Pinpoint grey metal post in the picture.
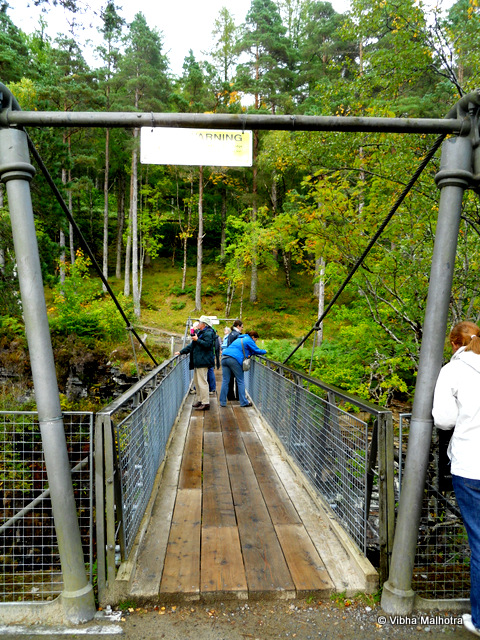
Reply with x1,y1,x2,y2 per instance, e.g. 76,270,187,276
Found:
0,126,96,623
381,132,474,613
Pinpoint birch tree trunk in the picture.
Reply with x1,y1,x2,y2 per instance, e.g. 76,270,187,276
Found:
60,161,69,285
59,228,66,285
239,282,245,319
63,134,75,265
124,213,131,297
115,174,125,280
102,128,110,292
249,131,259,303
68,175,74,264
181,176,193,290
195,166,204,312
225,280,235,316
131,127,140,316
314,256,325,346
220,186,227,262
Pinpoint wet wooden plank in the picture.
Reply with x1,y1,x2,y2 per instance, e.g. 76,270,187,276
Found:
178,416,203,489
242,432,301,525
129,404,191,598
232,405,253,432
203,397,221,432
201,526,247,595
227,453,295,594
275,524,334,594
220,407,246,456
203,432,237,527
160,488,201,595
248,409,372,593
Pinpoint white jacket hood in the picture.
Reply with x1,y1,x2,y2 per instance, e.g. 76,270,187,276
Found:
451,346,480,375
432,346,480,479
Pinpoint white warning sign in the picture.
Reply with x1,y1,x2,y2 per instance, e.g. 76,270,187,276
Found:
140,127,253,167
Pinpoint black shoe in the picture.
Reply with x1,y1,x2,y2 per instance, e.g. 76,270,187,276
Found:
194,403,210,411
241,402,252,407
192,401,202,408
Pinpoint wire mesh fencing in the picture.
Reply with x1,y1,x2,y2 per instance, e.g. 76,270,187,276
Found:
398,414,470,600
95,355,192,600
115,358,191,556
246,358,384,558
0,411,93,604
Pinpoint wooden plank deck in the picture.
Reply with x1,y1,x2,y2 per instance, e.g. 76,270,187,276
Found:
129,374,377,603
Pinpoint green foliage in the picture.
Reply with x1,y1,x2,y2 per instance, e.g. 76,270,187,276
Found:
0,416,39,495
236,0,294,111
0,6,30,83
48,251,133,340
5,0,480,415
170,284,195,296
0,316,25,337
266,301,414,406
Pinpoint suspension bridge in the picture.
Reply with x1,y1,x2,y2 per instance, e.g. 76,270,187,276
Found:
1,85,479,625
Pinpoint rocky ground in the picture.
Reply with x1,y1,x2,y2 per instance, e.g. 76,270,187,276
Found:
115,599,471,640
8,597,472,640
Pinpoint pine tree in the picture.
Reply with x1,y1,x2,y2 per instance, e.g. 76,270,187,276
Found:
0,2,30,82
117,12,171,317
97,1,125,291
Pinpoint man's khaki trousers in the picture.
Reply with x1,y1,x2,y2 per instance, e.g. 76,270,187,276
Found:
193,367,209,405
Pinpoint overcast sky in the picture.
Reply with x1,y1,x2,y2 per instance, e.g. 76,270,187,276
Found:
8,0,351,77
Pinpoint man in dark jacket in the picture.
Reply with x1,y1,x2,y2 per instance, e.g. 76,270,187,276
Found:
176,315,215,411
227,319,243,346
226,319,243,399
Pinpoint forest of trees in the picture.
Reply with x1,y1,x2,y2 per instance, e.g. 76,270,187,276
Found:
1,0,480,406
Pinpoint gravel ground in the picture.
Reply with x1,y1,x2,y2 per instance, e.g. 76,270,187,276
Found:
3,597,475,639
118,599,471,640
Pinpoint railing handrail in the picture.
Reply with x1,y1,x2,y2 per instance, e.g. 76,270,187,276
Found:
249,356,394,581
95,354,192,603
256,355,391,417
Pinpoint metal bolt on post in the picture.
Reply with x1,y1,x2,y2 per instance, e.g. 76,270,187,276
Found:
0,117,96,622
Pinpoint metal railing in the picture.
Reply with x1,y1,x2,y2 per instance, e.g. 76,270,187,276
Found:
0,411,93,604
398,414,470,600
95,354,192,602
246,357,394,582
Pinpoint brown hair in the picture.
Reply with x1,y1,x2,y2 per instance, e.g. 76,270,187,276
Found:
450,321,480,354
247,331,260,339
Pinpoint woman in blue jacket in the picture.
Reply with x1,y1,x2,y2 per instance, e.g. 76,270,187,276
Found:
219,330,266,407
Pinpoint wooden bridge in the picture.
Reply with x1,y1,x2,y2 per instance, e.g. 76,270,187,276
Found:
120,376,378,603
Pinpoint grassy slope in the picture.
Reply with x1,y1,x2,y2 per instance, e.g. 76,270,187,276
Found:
125,257,321,343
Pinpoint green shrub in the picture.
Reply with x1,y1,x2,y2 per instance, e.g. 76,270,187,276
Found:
170,284,195,296
265,312,414,407
0,316,25,337
255,320,294,339
48,251,133,340
204,285,222,297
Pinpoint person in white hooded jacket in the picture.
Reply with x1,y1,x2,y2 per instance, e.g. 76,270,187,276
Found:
432,321,480,637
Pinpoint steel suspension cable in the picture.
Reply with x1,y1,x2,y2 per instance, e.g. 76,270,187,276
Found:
26,133,159,367
283,132,447,364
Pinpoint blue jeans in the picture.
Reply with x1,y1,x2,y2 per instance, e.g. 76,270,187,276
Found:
452,474,480,628
219,356,248,406
207,367,216,392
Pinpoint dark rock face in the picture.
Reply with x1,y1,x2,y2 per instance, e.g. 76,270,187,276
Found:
0,337,140,407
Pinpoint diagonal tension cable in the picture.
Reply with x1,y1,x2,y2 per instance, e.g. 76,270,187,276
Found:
26,132,159,367
283,132,447,364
